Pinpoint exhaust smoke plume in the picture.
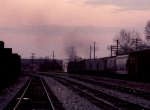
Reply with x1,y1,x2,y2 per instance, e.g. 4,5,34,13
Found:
64,28,94,60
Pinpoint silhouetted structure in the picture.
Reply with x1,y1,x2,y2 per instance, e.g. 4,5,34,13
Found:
0,41,21,89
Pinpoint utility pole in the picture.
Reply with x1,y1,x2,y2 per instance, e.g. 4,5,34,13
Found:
111,45,112,57
90,42,98,59
31,53,35,72
94,42,96,59
90,45,92,59
70,47,75,61
110,45,117,57
108,40,120,57
52,50,55,71
135,39,138,50
53,50,55,61
116,40,119,56
132,38,141,50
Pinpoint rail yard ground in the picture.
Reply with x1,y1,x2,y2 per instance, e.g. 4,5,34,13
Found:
0,72,150,110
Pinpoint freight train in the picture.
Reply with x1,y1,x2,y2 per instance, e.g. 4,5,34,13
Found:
0,41,21,89
67,49,150,80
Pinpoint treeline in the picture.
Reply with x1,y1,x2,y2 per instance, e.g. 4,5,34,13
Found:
21,58,63,72
39,59,63,72
108,20,150,56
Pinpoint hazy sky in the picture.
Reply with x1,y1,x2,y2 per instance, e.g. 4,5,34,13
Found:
0,0,150,59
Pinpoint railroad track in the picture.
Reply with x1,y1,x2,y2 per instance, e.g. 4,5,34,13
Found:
66,75,150,100
3,76,64,110
52,74,150,100
52,76,150,110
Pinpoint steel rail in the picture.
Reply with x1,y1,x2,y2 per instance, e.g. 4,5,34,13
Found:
40,77,55,110
13,78,33,110
68,75,150,100
53,77,119,110
53,76,149,110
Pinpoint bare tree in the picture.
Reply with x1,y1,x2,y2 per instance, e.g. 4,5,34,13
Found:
114,29,142,55
145,20,150,40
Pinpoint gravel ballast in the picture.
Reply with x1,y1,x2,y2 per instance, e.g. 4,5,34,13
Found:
0,75,30,109
58,76,150,109
43,76,101,110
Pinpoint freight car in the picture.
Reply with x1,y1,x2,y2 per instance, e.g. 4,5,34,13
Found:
67,49,150,80
0,41,21,89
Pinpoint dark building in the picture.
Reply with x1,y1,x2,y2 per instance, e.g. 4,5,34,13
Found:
0,41,21,89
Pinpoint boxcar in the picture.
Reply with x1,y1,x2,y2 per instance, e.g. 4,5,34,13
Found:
128,49,150,78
